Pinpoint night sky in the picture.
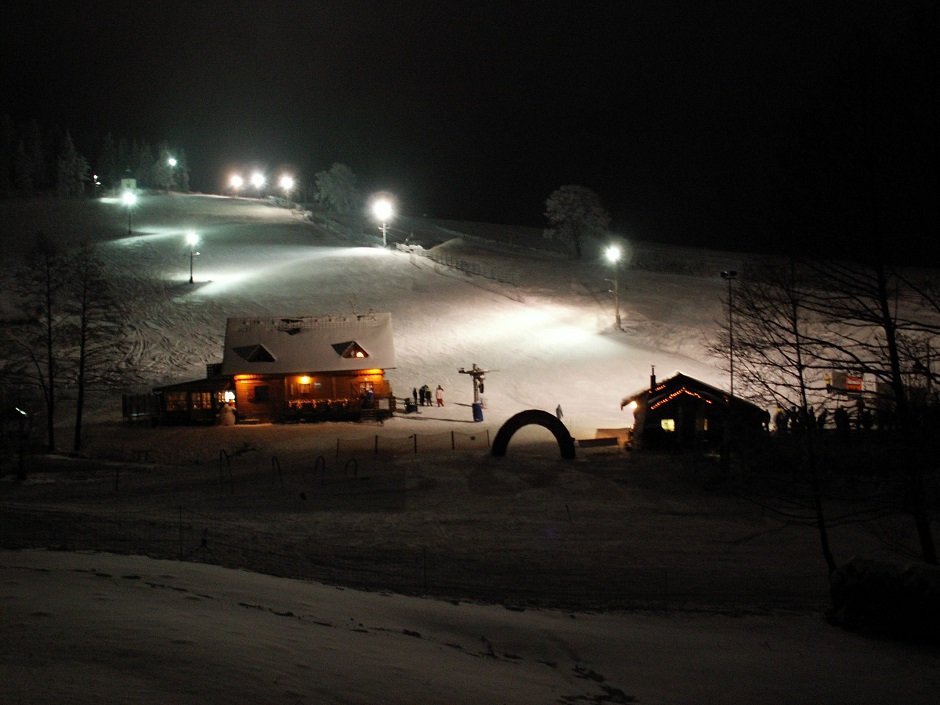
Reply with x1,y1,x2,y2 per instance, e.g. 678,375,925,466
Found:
2,1,937,256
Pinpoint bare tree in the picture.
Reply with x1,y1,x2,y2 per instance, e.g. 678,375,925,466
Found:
797,258,938,564
715,259,837,574
2,234,68,450
64,241,124,452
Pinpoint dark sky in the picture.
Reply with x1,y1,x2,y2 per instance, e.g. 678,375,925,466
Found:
2,0,937,256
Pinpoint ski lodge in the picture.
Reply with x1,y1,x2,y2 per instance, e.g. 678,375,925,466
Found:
150,313,396,424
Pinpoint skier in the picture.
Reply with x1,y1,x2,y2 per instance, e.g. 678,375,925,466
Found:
435,385,444,407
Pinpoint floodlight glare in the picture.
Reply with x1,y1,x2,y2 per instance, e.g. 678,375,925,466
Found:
250,171,265,189
121,190,137,235
371,196,395,247
605,244,622,264
279,174,295,193
230,174,244,191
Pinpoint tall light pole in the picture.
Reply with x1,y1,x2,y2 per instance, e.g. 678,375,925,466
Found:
230,174,244,196
250,171,265,198
279,174,295,200
187,231,200,283
605,244,623,330
721,270,738,396
121,190,137,235
371,196,394,247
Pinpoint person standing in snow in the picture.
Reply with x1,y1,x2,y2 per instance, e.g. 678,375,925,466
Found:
555,404,564,420
412,387,418,406
420,384,430,406
435,385,444,407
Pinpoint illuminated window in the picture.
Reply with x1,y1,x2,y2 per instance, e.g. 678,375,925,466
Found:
222,390,235,403
191,392,212,409
164,392,187,411
660,419,676,432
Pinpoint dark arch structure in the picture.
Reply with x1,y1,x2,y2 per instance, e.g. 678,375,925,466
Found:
490,409,576,459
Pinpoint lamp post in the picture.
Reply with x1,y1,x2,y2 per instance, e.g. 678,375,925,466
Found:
279,174,295,201
250,171,265,198
721,270,738,396
604,244,623,330
230,174,243,196
121,190,137,235
187,231,200,284
371,196,394,247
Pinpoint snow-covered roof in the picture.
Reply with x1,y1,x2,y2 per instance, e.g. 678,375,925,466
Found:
221,313,396,375
620,371,763,413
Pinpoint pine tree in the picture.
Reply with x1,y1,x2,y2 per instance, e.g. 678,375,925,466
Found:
55,131,90,198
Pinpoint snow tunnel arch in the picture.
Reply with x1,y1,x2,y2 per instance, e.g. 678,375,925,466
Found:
490,409,576,459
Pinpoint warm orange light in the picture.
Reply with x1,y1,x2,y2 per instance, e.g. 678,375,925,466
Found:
360,369,383,376
299,375,311,385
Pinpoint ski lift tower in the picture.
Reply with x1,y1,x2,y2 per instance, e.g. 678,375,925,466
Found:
458,363,489,422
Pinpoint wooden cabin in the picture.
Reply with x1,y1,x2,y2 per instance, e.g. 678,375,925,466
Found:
220,313,397,423
621,370,768,451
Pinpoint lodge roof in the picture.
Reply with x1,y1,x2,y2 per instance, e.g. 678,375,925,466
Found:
620,371,766,415
220,313,396,376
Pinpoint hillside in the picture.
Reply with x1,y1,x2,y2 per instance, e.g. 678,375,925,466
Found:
0,192,741,440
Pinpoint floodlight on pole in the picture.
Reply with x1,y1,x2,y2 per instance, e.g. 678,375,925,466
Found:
279,174,295,196
371,196,394,247
167,157,177,168
187,231,200,284
250,171,265,197
121,190,137,235
604,244,623,330
721,270,738,396
230,174,244,196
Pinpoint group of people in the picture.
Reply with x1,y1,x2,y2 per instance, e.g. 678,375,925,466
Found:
413,384,444,407
773,397,886,436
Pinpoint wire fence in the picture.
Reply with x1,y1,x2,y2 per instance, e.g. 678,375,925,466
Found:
1,439,833,612
0,500,828,612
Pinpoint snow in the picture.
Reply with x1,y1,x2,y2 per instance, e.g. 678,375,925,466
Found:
4,549,938,705
2,193,938,703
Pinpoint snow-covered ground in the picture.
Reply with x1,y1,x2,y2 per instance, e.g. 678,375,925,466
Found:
4,548,938,705
2,193,937,703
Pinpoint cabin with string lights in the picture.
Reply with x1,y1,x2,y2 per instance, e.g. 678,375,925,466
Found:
220,313,397,423
620,369,768,451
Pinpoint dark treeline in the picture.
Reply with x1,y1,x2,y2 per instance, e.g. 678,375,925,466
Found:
0,114,189,197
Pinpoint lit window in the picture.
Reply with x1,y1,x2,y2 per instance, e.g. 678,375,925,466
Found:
660,419,676,432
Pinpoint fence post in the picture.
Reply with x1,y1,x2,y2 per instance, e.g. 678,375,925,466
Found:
451,431,455,451
374,435,379,455
178,506,183,560
414,434,418,454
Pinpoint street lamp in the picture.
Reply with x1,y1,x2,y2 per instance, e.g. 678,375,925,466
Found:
187,231,200,284
604,244,623,330
230,174,244,196
250,171,265,197
721,270,738,396
121,190,137,235
279,174,295,197
371,196,394,247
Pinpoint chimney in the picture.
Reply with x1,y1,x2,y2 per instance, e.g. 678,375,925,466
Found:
650,365,656,393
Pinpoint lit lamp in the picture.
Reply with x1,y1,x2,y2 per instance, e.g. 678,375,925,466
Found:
250,171,265,197
279,174,295,198
121,190,137,235
230,174,244,196
605,244,623,330
187,231,200,284
371,196,394,247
